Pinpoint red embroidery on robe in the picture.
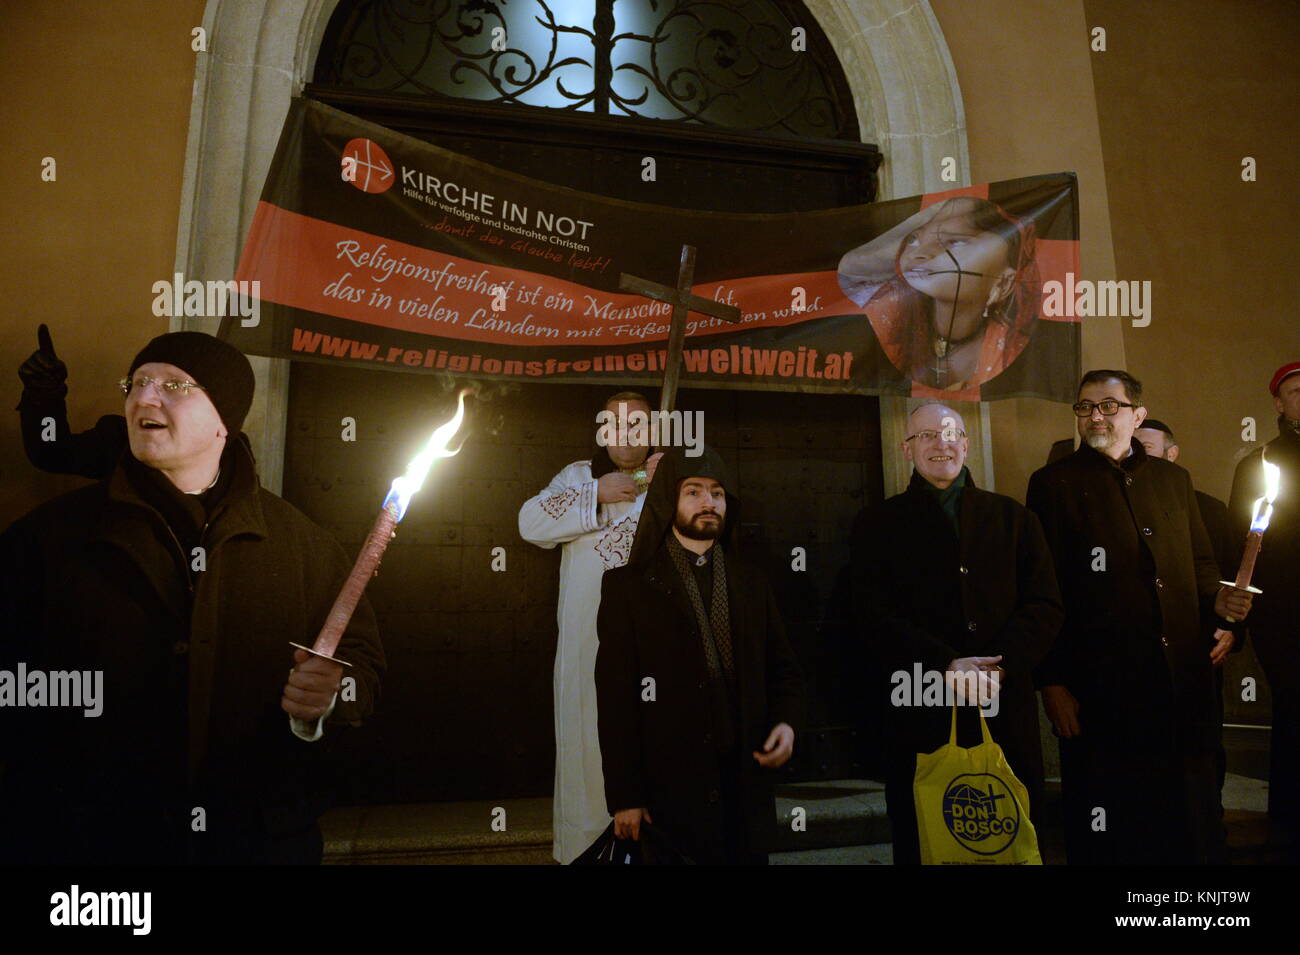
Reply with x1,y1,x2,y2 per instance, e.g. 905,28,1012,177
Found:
595,515,638,569
541,486,581,519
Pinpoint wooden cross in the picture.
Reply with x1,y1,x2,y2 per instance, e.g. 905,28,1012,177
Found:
618,244,742,414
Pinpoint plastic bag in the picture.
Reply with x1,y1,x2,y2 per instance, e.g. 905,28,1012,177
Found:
913,705,1042,864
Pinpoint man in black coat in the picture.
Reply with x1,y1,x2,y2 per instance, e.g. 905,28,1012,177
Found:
851,402,1063,864
1228,362,1300,857
1,331,385,864
595,445,805,864
1136,418,1243,822
1028,370,1253,865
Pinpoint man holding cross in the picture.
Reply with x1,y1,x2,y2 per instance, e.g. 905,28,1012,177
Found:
520,245,741,862
519,391,663,863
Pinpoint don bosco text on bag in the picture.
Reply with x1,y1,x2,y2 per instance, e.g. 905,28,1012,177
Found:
913,704,1042,865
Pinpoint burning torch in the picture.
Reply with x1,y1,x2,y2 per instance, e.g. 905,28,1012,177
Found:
290,389,469,666
1220,454,1282,623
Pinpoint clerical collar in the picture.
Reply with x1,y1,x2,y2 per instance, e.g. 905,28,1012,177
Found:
687,543,714,566
184,469,221,495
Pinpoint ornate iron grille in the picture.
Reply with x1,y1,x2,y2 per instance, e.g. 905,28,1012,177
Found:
316,0,859,139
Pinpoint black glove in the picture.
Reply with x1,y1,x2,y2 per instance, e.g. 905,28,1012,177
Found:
18,324,68,399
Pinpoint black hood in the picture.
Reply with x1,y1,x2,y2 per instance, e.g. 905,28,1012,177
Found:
625,444,740,571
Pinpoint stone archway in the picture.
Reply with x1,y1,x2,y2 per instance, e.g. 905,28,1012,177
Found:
176,0,972,494
804,0,991,491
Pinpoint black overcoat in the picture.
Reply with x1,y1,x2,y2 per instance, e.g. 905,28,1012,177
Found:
849,470,1062,857
1228,419,1300,677
1027,440,1225,751
1027,440,1227,864
1228,417,1300,828
0,438,385,864
1195,490,1236,582
1193,489,1244,655
594,447,804,863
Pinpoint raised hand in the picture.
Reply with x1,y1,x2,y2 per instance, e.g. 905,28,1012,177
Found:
18,323,68,395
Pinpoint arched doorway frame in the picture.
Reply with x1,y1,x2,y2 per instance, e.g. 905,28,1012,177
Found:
175,0,982,495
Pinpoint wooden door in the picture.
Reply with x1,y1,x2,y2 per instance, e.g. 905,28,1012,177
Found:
284,93,885,802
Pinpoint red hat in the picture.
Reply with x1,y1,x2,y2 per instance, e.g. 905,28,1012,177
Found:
1270,362,1300,396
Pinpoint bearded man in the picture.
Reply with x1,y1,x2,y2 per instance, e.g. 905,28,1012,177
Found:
594,446,804,865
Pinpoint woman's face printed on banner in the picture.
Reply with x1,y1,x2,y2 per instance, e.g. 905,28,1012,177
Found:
896,203,1015,309
837,196,1040,392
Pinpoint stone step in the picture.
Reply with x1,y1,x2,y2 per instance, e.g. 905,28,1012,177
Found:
771,844,894,864
322,797,553,865
770,779,890,851
320,772,1278,864
320,780,894,864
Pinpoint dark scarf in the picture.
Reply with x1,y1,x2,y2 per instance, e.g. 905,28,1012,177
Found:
917,466,967,533
666,532,734,678
124,444,236,576
1281,413,1300,443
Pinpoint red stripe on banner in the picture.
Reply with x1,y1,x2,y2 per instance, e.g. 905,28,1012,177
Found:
1034,240,1081,322
235,203,865,348
919,183,990,209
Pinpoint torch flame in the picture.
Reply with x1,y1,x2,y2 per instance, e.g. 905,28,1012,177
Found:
383,390,469,520
1250,457,1282,533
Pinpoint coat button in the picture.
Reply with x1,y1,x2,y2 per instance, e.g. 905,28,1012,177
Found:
708,789,720,803
1160,636,1169,647
1125,476,1134,486
959,565,969,575
173,641,189,655
967,621,978,632
1155,578,1165,588
698,681,706,691
1142,527,1152,536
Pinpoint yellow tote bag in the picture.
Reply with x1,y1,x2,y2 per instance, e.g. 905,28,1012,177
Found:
913,705,1042,865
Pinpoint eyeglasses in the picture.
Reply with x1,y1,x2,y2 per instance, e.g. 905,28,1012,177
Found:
1072,399,1136,417
119,376,207,399
905,428,967,443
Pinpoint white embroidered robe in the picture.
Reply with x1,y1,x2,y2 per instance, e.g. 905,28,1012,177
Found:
518,460,644,863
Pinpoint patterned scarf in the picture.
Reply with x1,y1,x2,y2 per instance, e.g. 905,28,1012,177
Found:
667,533,734,677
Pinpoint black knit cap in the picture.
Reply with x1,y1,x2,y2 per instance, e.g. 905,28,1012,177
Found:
128,331,255,434
1140,418,1174,438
